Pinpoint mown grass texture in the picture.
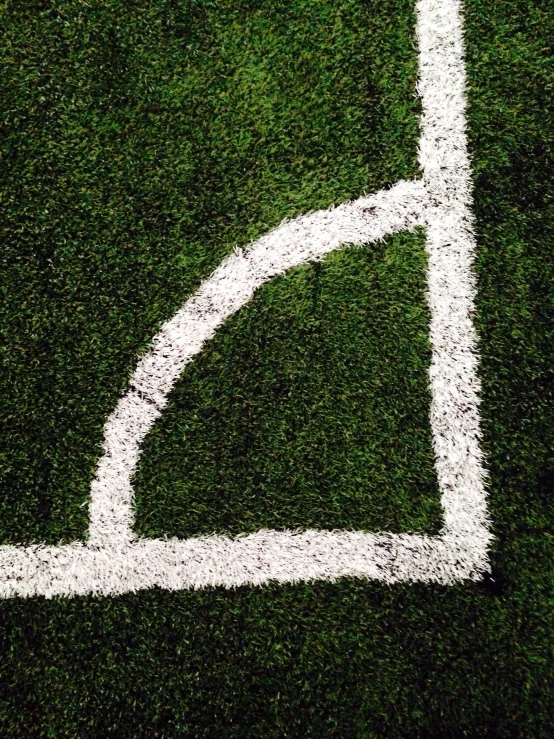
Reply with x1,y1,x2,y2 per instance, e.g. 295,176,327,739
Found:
0,0,428,544
0,0,553,736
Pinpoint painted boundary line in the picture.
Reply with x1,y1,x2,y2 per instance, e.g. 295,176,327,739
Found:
0,0,492,598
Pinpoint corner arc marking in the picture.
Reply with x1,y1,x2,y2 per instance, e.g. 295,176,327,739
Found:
87,180,428,548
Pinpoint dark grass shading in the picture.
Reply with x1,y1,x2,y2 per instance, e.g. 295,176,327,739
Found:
1,0,554,737
0,0,421,545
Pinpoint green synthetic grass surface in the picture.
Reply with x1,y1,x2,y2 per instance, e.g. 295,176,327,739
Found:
0,0,553,736
134,229,443,538
1,0,426,544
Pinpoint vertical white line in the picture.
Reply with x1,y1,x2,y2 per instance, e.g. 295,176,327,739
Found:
416,0,491,546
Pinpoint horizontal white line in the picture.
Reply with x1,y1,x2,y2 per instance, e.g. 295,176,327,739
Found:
0,531,490,598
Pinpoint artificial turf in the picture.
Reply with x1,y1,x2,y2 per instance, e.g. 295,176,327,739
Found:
1,0,554,736
0,0,424,545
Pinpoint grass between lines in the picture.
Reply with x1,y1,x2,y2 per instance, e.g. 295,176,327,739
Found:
1,0,554,736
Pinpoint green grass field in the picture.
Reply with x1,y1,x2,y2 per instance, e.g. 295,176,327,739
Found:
1,0,553,735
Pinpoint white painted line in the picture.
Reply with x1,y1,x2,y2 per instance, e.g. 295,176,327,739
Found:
0,0,492,598
88,179,428,548
0,531,486,598
416,0,490,545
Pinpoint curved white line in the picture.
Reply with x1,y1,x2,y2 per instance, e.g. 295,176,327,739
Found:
88,180,429,546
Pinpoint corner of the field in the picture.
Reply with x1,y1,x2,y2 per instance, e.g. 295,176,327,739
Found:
440,527,494,583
